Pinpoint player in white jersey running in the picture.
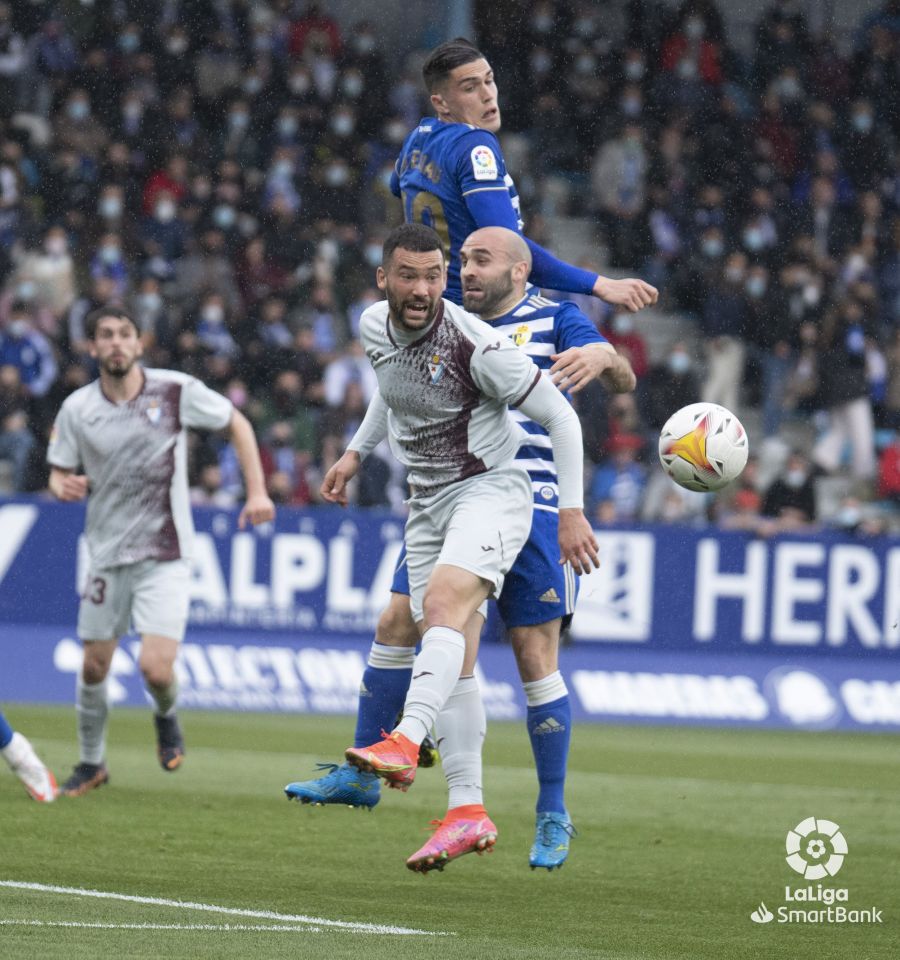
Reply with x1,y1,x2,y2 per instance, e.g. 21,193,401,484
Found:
316,223,597,870
48,307,274,796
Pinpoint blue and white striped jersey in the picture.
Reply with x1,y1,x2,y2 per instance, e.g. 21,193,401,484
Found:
486,293,606,511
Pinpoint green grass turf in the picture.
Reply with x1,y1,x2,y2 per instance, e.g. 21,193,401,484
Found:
0,705,896,960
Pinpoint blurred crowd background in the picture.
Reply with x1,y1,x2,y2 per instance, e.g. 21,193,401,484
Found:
0,0,899,535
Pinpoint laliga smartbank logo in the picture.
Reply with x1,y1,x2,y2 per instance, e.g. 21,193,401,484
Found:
785,816,846,879
749,818,883,926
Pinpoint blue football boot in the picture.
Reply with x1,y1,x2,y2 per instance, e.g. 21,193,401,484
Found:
529,811,576,870
284,761,381,809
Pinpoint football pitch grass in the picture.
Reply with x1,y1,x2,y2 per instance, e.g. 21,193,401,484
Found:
0,706,896,960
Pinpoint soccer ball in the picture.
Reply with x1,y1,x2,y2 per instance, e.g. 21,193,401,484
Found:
658,402,749,492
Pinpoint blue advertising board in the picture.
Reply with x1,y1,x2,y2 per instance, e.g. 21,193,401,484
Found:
1,498,898,731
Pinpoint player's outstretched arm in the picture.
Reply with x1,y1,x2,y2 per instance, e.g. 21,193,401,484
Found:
48,466,88,502
525,238,657,310
459,144,658,309
227,410,276,529
550,342,637,395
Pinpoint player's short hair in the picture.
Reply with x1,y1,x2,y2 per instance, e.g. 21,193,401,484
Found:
85,306,140,340
422,38,485,92
382,224,444,266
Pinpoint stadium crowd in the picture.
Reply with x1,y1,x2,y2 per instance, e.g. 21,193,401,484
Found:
0,0,898,534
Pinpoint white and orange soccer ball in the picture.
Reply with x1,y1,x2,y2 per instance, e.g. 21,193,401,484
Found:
658,402,749,492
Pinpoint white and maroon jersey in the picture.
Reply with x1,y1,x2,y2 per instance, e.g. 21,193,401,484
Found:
48,368,233,568
358,298,541,498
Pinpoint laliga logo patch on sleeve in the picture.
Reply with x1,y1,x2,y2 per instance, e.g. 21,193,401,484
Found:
471,145,499,181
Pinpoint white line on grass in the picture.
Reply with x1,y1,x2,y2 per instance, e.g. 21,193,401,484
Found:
0,881,450,937
1,920,321,933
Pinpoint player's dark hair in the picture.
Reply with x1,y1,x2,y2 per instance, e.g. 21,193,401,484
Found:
382,224,444,265
85,305,140,340
422,38,485,92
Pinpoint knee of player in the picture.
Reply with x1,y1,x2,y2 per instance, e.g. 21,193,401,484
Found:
511,628,559,682
375,596,418,647
82,646,114,683
138,656,174,689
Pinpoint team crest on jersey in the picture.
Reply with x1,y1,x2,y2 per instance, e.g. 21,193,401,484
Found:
427,353,445,384
513,324,532,346
145,399,162,425
471,145,498,181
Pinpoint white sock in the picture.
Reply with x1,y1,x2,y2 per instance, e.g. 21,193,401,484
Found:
435,675,485,809
367,641,416,670
77,676,109,765
1,731,29,768
394,625,465,745
148,679,178,717
522,670,568,707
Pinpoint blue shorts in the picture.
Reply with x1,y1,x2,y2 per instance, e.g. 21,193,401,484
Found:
390,508,577,628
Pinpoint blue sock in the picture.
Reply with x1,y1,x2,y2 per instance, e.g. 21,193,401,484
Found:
526,694,571,815
353,643,415,749
0,710,14,749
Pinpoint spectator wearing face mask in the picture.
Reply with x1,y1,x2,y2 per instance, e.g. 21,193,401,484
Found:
0,363,36,491
642,342,700,432
53,89,109,162
0,303,58,400
15,227,76,321
841,98,889,192
0,275,57,339
194,293,237,359
591,122,649,267
289,2,342,59
141,188,188,265
660,9,724,79
131,276,173,357
812,297,877,481
743,263,798,437
700,252,750,415
215,98,260,168
604,312,648,380
89,232,129,298
762,450,817,528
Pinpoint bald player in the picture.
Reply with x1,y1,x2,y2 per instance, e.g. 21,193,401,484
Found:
286,227,635,872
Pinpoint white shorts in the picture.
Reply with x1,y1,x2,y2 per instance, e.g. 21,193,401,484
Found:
77,558,191,643
405,466,533,623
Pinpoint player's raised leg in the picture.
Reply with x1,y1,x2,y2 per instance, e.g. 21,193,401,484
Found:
285,590,417,808
1,709,57,802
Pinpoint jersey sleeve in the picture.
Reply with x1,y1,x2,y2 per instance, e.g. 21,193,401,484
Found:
46,399,81,470
179,377,233,431
526,239,599,296
469,333,541,406
348,389,388,458
454,130,514,201
554,301,608,351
